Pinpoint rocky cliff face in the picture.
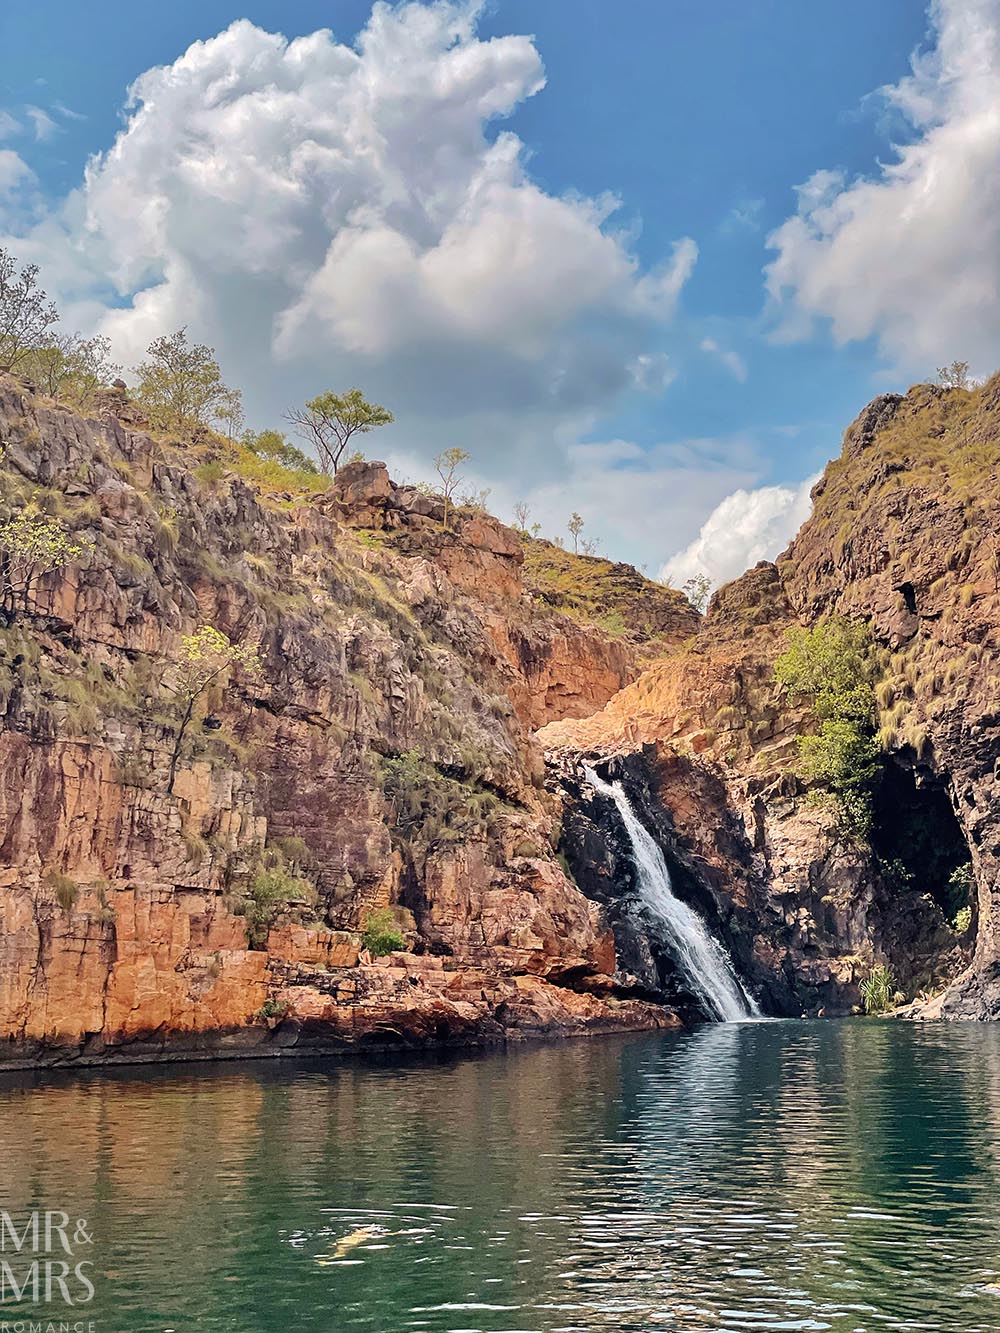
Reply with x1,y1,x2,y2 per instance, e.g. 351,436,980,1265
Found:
5,367,998,1065
0,374,694,1065
544,379,1000,1018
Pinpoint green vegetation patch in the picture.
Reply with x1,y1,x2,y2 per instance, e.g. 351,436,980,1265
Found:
774,618,881,840
381,748,505,848
362,907,405,957
859,964,899,1015
231,843,318,949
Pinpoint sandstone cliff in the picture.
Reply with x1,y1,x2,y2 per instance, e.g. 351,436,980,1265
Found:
543,379,1000,1018
5,366,998,1063
0,374,694,1065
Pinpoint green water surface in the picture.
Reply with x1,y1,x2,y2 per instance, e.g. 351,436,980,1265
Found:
3,1020,1000,1331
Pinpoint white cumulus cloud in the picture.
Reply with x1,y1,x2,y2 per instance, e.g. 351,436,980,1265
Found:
2,3,696,485
766,0,1000,375
660,474,817,591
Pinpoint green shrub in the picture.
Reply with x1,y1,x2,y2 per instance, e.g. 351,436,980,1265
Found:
241,428,318,473
775,618,881,840
947,863,975,933
952,905,973,935
948,861,974,902
859,964,897,1015
254,998,289,1022
595,609,627,637
879,857,913,893
234,846,316,948
362,908,405,957
230,449,330,495
193,459,227,487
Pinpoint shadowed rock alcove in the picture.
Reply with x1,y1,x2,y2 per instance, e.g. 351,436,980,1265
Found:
871,760,974,925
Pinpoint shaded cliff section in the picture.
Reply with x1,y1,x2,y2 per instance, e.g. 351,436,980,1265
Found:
545,380,1000,1018
0,374,699,1066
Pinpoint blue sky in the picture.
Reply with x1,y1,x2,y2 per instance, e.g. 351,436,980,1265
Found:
0,0,994,582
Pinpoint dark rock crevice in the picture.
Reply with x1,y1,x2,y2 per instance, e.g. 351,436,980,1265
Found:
871,758,974,925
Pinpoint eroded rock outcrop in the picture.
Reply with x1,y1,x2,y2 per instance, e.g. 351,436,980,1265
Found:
5,366,997,1057
544,381,1000,1017
0,375,687,1064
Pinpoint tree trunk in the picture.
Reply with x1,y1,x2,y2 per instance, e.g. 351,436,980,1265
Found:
168,695,196,795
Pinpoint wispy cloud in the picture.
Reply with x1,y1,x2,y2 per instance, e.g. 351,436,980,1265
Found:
721,196,764,235
24,105,58,141
700,336,748,382
52,101,86,123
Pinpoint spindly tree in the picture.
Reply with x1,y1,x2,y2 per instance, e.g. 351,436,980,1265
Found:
285,389,393,475
0,248,59,373
168,626,262,792
568,512,584,554
936,360,971,390
433,448,470,530
682,574,712,613
0,511,82,622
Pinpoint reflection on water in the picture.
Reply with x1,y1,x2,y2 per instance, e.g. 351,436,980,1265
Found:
4,1022,1000,1330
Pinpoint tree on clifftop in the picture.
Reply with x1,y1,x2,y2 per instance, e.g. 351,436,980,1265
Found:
937,360,972,390
433,447,470,530
568,512,584,554
25,333,121,410
285,389,393,475
0,247,59,373
132,328,242,435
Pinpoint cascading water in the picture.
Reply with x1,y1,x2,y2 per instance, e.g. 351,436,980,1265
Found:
584,766,760,1022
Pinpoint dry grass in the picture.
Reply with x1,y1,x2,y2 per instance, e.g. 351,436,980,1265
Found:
521,537,693,646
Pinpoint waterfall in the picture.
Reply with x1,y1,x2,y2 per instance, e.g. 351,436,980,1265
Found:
584,767,760,1023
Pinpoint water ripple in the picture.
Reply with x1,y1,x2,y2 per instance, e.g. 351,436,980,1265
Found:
2,1021,1000,1330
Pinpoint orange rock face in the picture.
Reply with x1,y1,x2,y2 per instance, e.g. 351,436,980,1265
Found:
0,376,682,1064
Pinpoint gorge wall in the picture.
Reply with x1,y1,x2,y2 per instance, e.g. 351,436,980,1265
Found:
543,378,1000,1018
2,369,999,1067
0,374,697,1065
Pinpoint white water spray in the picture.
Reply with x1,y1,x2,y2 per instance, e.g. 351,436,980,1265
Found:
585,767,760,1022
